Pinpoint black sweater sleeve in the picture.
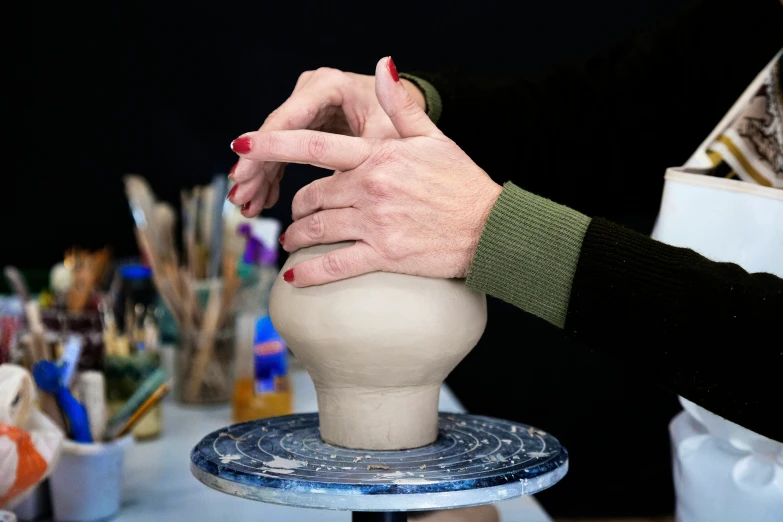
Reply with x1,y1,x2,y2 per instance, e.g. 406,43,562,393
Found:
411,0,783,221
565,218,783,442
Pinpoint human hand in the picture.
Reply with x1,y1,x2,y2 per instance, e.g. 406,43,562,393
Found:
227,62,425,215
229,57,502,287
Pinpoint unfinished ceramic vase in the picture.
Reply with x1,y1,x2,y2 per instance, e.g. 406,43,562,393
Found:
270,242,487,450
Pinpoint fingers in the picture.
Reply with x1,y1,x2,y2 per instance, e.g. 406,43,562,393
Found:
284,241,379,287
229,68,342,191
238,178,271,217
374,57,442,139
291,174,358,221
231,130,372,172
227,172,266,207
282,208,363,252
263,181,280,209
262,75,341,132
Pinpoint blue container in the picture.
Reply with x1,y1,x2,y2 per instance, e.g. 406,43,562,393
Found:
253,317,287,393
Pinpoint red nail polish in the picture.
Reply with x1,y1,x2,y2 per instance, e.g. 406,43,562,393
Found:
283,269,294,283
279,233,285,245
241,202,250,213
227,184,238,201
387,57,399,82
231,136,252,154
228,162,238,179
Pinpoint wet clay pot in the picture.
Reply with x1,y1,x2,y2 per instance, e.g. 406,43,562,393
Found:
269,242,487,450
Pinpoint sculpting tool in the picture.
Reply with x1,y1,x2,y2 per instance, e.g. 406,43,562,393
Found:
104,367,169,440
32,360,92,443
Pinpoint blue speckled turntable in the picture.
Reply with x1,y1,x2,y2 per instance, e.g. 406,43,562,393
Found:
191,412,568,519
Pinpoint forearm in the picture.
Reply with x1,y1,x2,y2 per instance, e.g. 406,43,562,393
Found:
467,182,783,441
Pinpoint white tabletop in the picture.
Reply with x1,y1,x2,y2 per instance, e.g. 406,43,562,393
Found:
117,368,552,522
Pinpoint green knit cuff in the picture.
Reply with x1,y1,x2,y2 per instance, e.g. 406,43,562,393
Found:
399,73,443,125
467,183,591,328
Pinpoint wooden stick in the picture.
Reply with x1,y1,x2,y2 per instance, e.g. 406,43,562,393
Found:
218,253,240,328
111,382,169,439
183,279,222,402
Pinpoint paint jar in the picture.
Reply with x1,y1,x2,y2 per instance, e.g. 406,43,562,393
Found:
104,352,163,439
48,435,133,522
174,328,235,404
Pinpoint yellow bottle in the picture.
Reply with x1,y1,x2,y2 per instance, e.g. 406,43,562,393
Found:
232,316,292,422
232,376,291,422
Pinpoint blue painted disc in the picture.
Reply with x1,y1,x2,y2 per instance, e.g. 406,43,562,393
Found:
191,413,568,512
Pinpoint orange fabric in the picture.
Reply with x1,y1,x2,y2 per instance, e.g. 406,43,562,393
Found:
0,424,48,506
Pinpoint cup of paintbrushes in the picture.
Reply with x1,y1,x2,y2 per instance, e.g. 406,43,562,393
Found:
174,325,235,404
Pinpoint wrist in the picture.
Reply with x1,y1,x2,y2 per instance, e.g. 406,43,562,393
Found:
463,180,503,277
401,78,427,111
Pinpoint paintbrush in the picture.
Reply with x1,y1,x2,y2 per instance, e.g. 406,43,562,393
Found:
209,175,228,279
124,175,160,252
155,202,178,266
104,367,169,440
3,266,30,303
184,278,223,402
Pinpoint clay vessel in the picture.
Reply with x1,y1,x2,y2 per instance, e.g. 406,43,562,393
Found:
269,242,487,450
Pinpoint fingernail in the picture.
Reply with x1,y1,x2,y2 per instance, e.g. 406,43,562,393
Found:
241,202,250,213
231,136,252,154
283,268,294,283
228,162,238,180
226,184,238,202
387,57,399,82
279,233,285,245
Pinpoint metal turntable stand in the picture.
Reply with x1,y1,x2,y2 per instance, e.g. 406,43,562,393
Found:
191,412,568,521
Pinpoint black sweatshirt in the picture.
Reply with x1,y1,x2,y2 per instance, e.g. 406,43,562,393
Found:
411,0,783,442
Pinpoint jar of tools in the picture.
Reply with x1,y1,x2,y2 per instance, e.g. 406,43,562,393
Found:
102,264,164,439
173,278,236,404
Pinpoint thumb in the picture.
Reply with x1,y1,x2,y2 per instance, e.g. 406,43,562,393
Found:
375,56,442,138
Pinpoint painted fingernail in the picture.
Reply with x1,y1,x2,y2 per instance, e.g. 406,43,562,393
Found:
226,184,238,202
228,162,238,180
279,233,285,245
231,136,252,154
241,202,250,213
387,57,399,82
283,269,294,283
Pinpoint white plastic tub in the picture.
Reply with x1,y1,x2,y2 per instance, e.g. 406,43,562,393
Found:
48,436,133,522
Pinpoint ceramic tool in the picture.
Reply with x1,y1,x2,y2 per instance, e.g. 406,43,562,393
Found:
104,367,169,440
32,360,92,443
191,413,569,521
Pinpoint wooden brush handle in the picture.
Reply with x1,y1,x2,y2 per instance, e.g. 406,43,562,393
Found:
183,279,223,402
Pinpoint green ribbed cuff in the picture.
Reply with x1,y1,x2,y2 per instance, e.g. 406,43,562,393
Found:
399,73,443,125
467,183,591,328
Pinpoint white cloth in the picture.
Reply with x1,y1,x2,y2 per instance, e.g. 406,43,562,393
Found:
0,365,64,509
0,365,34,428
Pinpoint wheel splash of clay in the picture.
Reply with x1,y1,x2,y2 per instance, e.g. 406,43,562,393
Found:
269,242,487,450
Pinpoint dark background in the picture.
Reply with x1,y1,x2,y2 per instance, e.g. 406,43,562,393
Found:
8,0,691,517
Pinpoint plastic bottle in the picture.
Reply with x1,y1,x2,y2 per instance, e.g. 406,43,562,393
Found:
232,219,292,422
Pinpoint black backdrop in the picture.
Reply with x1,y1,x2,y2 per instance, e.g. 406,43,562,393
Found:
9,0,689,517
